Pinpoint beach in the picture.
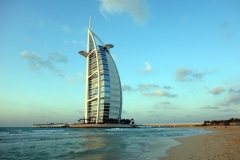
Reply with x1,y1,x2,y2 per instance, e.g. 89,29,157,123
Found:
161,126,240,160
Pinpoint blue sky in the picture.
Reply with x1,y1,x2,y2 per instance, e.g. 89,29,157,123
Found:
1,0,240,127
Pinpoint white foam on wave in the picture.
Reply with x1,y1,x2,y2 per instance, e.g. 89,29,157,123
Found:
105,128,132,132
32,129,64,132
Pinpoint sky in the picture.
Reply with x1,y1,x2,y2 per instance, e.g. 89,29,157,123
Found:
1,0,240,127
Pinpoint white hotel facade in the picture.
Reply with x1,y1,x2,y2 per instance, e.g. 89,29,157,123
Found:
79,20,122,124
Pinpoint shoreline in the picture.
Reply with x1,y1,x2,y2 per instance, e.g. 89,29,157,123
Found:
160,126,240,160
138,127,211,160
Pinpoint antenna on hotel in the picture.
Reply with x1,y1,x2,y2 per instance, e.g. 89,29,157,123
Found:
89,15,92,29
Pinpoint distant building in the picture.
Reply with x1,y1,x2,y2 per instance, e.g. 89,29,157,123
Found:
79,17,122,124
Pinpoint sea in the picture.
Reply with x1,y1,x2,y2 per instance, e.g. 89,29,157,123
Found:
0,127,212,160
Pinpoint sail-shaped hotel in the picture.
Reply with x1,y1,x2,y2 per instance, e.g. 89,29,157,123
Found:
79,18,122,124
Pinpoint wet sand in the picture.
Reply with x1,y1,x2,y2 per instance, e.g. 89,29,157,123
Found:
161,126,240,160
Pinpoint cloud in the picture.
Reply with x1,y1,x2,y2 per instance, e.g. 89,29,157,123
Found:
72,40,84,45
175,67,218,82
144,90,177,98
153,101,177,109
20,50,64,76
122,110,128,114
138,83,159,91
77,72,84,77
77,110,84,113
121,83,159,92
25,38,32,43
164,106,178,109
99,0,150,23
223,33,233,40
218,21,234,40
229,85,240,93
207,68,220,73
121,84,132,91
62,25,70,33
48,52,68,64
67,77,75,84
175,67,192,81
140,62,152,74
200,106,219,110
209,87,225,95
77,72,85,81
217,93,240,106
65,39,85,46
218,108,235,112
163,86,173,89
192,72,204,79
160,101,171,105
148,113,165,117
203,86,209,91
72,40,78,44
218,22,230,31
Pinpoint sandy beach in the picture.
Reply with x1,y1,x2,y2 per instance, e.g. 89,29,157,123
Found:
161,126,240,160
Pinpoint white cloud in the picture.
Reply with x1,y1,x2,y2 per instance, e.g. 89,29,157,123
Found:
218,22,230,31
25,38,32,43
203,86,209,91
174,67,217,82
153,101,177,109
229,85,240,93
138,83,159,91
143,90,177,98
160,101,171,105
175,67,192,81
217,94,240,106
67,77,75,84
209,87,225,95
72,40,78,44
207,68,220,73
20,50,64,77
200,106,219,110
77,72,85,81
121,84,132,91
121,83,159,92
99,0,150,24
218,108,235,112
218,21,234,40
65,39,85,46
140,62,152,74
192,72,204,79
163,86,173,89
48,52,68,64
77,72,84,76
62,25,70,33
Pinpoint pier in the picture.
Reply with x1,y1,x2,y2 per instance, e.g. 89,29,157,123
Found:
32,123,69,128
132,123,203,128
